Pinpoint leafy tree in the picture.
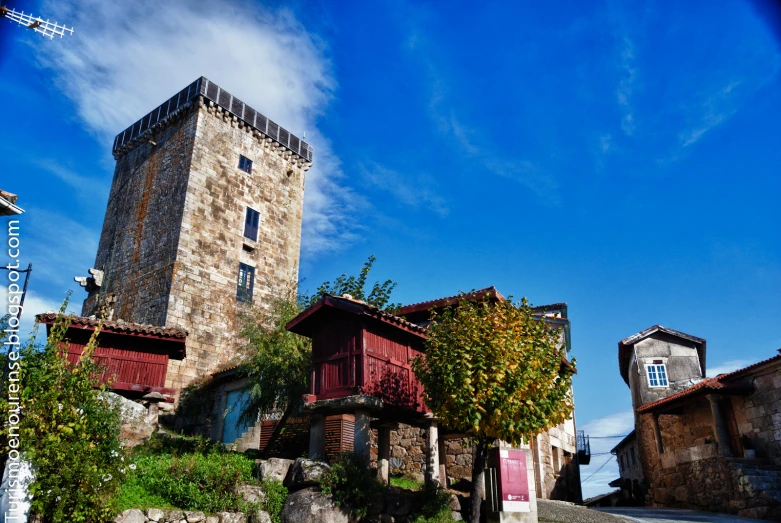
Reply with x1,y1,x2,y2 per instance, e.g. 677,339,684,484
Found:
412,294,575,523
303,255,400,311
9,295,126,522
237,285,311,458
238,256,399,456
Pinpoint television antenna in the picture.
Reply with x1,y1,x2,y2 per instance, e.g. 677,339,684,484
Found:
1,5,73,39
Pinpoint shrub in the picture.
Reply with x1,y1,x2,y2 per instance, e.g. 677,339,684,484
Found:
127,451,258,512
318,453,383,518
260,478,288,523
411,481,456,523
8,301,127,523
389,474,424,491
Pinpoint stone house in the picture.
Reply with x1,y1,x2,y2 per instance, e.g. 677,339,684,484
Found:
619,324,781,519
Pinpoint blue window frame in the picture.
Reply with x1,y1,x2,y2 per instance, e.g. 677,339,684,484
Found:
244,207,260,241
237,263,254,303
647,364,668,387
239,155,253,174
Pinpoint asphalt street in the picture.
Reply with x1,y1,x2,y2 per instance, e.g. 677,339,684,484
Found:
595,507,767,523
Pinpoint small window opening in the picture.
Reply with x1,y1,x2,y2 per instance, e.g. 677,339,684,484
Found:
237,263,255,303
244,207,260,241
647,364,668,387
239,155,253,174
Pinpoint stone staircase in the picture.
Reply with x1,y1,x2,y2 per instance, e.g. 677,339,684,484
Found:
730,458,781,519
232,422,261,452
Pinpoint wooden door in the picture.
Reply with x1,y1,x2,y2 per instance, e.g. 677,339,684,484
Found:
723,399,743,457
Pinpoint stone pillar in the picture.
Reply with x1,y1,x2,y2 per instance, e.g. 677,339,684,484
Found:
652,413,664,455
425,421,441,485
708,395,733,457
309,413,326,460
354,409,371,463
378,426,390,486
438,433,448,487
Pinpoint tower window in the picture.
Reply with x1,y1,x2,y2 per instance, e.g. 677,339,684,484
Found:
239,155,253,174
244,207,260,241
647,364,668,387
237,263,255,303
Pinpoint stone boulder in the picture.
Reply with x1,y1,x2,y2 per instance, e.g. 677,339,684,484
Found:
145,508,165,522
283,458,330,490
260,458,295,482
216,513,247,523
237,484,266,504
280,487,351,523
115,509,146,523
101,391,154,447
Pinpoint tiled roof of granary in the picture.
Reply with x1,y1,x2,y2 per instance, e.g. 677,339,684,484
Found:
35,312,188,339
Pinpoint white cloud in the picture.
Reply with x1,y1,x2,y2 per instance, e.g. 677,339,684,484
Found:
37,0,356,258
0,288,74,342
579,409,635,499
708,359,754,377
616,36,638,136
359,162,449,217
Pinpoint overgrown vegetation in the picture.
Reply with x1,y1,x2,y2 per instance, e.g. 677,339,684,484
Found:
411,481,457,523
114,433,288,521
6,296,127,523
413,294,576,523
318,453,384,518
118,452,257,512
390,474,425,490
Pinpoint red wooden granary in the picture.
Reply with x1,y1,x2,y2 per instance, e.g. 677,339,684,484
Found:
286,294,429,418
36,313,187,398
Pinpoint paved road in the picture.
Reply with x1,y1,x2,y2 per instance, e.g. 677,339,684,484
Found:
595,507,767,523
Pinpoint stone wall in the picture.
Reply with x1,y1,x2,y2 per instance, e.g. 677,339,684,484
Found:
731,361,781,459
84,95,308,396
533,420,580,502
368,424,473,483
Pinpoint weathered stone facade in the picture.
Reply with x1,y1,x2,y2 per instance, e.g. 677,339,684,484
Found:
532,419,580,502
621,325,781,519
83,80,309,395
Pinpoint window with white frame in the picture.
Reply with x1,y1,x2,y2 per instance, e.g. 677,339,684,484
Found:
646,364,668,387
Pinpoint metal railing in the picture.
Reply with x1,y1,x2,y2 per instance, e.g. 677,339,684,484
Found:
112,77,313,163
577,430,591,464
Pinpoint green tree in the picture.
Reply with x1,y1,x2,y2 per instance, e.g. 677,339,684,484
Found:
238,256,399,456
412,294,575,523
303,255,400,311
9,296,126,522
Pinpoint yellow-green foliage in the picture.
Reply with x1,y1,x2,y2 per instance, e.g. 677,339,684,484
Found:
413,295,576,446
12,296,127,522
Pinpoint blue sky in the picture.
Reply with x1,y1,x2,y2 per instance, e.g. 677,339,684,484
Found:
1,0,780,497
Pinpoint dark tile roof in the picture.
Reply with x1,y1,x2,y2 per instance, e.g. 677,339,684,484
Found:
618,325,706,386
287,294,427,338
35,313,188,339
636,376,752,413
610,429,636,454
396,286,505,318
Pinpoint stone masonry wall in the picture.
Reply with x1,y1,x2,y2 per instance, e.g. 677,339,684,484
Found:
85,96,307,396
164,100,306,391
368,424,473,482
731,361,781,459
84,108,198,325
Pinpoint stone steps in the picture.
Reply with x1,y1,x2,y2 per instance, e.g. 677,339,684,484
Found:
731,459,781,508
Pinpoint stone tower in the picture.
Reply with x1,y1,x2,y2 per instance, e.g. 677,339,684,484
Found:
618,325,706,413
81,77,312,393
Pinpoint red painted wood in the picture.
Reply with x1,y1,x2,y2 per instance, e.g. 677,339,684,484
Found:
307,315,429,414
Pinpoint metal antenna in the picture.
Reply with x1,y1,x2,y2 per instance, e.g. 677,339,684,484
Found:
1,5,74,39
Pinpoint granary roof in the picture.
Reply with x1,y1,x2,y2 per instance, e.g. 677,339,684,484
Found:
635,353,781,414
618,325,706,386
287,294,428,339
36,313,188,340
396,286,506,321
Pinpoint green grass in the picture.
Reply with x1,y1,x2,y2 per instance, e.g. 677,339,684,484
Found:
113,479,179,513
390,475,425,491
